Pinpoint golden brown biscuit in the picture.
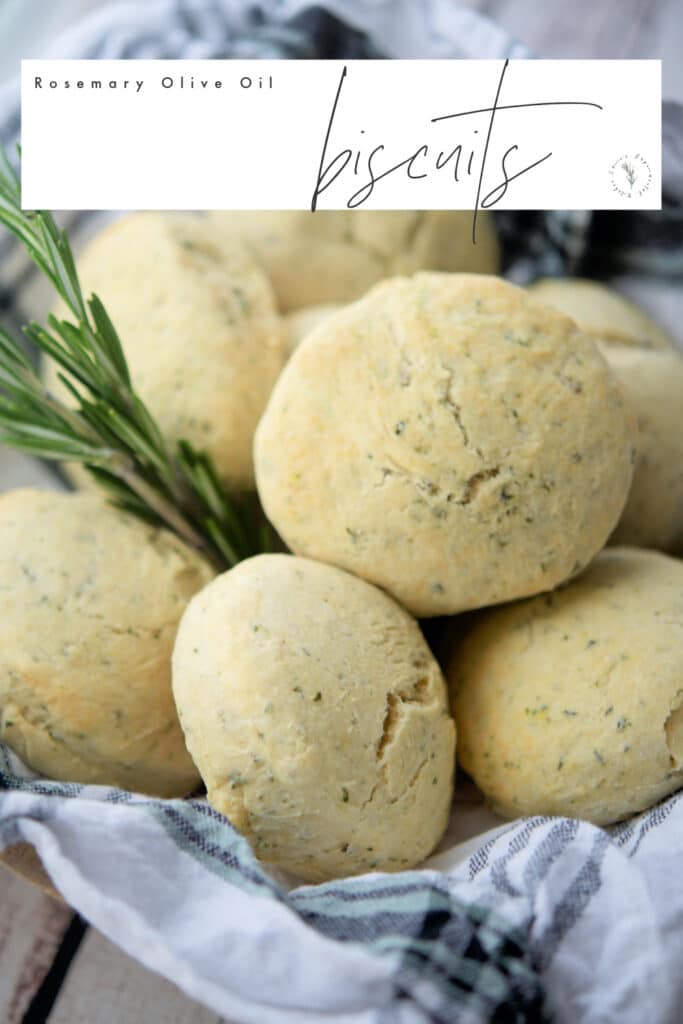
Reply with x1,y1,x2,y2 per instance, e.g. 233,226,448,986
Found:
0,489,213,795
448,547,683,824
209,210,500,311
172,554,455,882
604,345,683,553
255,273,636,616
45,213,285,491
528,278,673,350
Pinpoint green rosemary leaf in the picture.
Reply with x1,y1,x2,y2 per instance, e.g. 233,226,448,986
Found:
0,327,34,372
87,294,131,386
109,498,164,527
203,515,242,568
62,393,136,452
176,439,254,557
0,146,19,189
0,366,41,405
0,143,262,571
47,312,122,386
84,465,162,523
24,322,96,391
39,220,81,317
127,392,171,469
177,439,229,523
0,424,110,461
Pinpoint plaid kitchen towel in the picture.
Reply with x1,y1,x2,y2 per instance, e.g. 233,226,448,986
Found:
3,740,683,1024
0,3,682,1023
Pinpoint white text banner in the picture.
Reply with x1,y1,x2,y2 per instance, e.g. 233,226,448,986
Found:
20,59,662,211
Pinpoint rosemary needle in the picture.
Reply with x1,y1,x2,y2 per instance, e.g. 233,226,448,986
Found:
0,146,265,571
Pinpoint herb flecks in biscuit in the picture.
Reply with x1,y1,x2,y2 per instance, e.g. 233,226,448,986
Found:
255,273,636,616
45,212,286,492
0,489,213,795
448,547,683,824
172,554,455,882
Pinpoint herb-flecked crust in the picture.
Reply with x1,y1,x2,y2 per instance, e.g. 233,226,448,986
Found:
448,547,683,824
0,488,213,795
255,273,636,616
45,212,286,491
172,553,455,882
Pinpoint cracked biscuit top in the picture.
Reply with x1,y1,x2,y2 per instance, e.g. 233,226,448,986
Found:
448,547,683,824
254,272,636,616
0,488,213,795
171,554,455,882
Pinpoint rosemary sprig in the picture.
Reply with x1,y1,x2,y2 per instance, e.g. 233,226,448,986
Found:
0,147,266,570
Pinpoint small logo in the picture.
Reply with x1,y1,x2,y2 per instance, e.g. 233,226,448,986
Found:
609,153,652,198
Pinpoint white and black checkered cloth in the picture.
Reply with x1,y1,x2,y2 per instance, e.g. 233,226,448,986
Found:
1,3,682,1023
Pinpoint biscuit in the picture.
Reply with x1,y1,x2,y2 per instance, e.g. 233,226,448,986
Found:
172,554,455,882
45,213,286,491
209,210,500,311
448,547,683,824
604,345,683,553
255,273,636,616
528,278,673,350
0,489,213,795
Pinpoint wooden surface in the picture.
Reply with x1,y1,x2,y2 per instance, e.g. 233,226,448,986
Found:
1,2,681,1022
0,870,225,1023
0,872,72,1024
49,930,222,1024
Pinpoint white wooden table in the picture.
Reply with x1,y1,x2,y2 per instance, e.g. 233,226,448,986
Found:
0,1,681,1021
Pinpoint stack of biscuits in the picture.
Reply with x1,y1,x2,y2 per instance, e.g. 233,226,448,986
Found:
1,209,681,882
